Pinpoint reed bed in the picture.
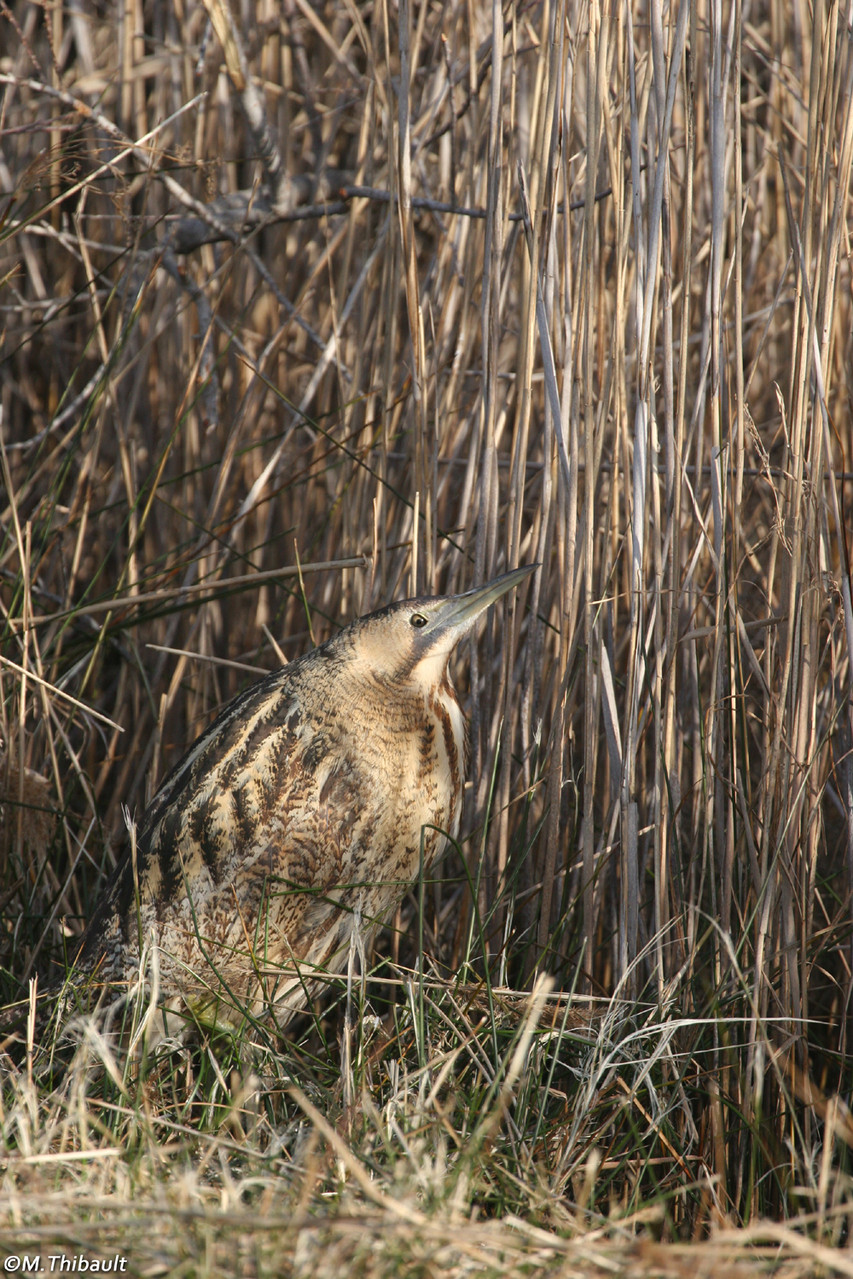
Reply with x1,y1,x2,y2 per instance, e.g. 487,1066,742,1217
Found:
1,0,852,1272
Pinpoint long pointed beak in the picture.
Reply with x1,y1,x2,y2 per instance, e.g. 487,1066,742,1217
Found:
425,564,538,642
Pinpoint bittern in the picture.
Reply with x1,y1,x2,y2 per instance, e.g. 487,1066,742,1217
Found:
74,565,535,1040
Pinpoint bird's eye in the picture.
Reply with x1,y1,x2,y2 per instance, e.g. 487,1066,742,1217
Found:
410,612,428,628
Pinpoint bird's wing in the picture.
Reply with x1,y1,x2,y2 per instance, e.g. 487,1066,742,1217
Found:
76,662,371,978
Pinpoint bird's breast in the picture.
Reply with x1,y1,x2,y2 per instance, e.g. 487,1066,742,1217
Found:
423,678,465,844
320,673,466,882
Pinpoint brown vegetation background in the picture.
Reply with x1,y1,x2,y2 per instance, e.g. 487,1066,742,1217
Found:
1,0,853,1268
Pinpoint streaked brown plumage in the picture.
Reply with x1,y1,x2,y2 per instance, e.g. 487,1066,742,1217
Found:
74,566,534,1040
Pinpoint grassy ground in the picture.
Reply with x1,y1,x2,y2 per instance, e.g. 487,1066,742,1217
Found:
2,0,853,1273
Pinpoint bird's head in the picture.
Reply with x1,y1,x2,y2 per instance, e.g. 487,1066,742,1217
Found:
341,565,537,693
